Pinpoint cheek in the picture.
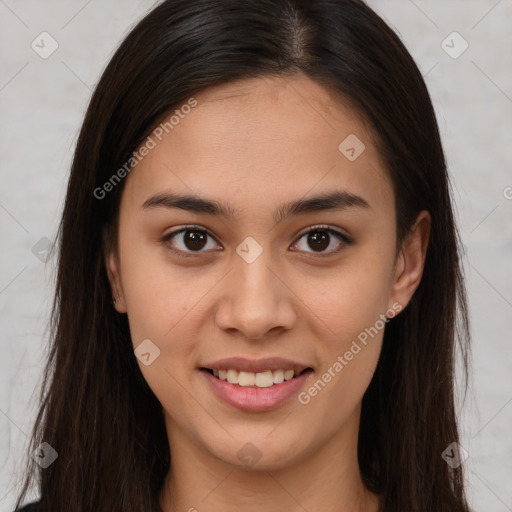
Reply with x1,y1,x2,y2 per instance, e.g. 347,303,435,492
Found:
119,251,209,420
305,253,394,343
295,250,392,416
118,246,223,403
297,283,387,433
119,237,210,342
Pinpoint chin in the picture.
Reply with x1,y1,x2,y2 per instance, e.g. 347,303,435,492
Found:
206,433,308,472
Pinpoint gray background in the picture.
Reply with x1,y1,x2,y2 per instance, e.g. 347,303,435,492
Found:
1,1,511,510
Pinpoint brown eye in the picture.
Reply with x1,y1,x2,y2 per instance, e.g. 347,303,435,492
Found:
162,226,221,256
182,229,208,251
292,227,350,255
306,231,330,252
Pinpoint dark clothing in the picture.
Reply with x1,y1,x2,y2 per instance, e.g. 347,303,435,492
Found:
14,501,39,511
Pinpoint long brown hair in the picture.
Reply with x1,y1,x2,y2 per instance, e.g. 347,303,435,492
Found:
14,1,470,510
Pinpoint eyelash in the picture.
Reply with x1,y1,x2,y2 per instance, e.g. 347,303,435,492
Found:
160,224,352,259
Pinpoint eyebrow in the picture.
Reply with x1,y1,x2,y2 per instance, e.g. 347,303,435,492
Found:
142,190,370,224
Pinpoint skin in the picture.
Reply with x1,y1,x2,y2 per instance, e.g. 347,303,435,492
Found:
106,73,430,512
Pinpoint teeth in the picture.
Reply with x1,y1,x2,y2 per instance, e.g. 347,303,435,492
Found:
227,369,238,384
284,370,294,381
273,369,284,384
255,371,273,388
238,371,255,386
213,368,303,387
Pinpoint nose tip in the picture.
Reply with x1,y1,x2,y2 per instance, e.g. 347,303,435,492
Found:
242,326,284,341
214,259,297,340
217,303,294,341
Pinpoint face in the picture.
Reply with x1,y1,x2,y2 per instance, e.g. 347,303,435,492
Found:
106,73,429,472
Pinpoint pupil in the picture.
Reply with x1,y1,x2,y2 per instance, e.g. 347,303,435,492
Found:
308,231,329,251
184,230,207,251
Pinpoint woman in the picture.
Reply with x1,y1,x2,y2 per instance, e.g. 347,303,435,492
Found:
14,0,471,511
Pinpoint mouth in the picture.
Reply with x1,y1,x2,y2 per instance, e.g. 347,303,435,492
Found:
201,365,314,411
200,367,314,388
199,356,315,411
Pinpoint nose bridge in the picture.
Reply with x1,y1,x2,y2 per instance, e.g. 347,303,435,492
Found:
236,249,277,303
215,239,296,339
234,234,277,295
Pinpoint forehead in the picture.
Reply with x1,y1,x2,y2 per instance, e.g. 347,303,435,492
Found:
186,74,374,147
121,73,393,218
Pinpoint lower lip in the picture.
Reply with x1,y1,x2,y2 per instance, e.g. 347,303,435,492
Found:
201,369,313,412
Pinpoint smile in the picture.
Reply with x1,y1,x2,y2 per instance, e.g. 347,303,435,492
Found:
204,368,312,388
200,366,314,412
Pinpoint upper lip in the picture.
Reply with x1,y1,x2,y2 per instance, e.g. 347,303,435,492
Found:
201,357,313,374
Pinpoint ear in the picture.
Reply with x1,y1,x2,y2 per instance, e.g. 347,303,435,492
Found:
388,210,431,313
105,251,127,313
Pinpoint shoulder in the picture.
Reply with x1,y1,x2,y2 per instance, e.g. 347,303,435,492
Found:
14,501,40,512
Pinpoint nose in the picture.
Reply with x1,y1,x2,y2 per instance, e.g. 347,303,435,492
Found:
214,249,297,341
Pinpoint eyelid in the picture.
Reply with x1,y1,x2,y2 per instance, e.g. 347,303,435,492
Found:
295,224,351,242
162,224,217,241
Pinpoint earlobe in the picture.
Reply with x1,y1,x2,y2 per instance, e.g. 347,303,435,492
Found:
106,251,127,313
388,210,431,313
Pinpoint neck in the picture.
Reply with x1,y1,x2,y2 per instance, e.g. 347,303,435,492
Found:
159,409,380,512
